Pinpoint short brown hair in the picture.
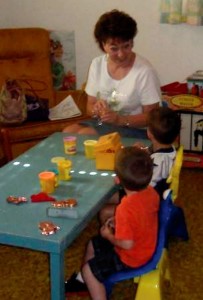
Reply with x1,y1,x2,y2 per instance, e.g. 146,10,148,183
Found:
94,9,138,51
115,147,153,191
147,107,181,144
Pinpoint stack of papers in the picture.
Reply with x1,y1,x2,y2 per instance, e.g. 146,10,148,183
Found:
49,95,82,120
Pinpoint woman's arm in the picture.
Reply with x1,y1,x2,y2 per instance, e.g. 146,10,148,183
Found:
118,102,159,127
99,102,159,128
86,95,96,116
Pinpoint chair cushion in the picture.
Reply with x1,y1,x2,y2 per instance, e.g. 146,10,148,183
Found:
0,28,54,106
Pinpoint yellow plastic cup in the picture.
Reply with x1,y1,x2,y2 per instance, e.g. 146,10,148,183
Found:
84,140,98,159
57,160,72,180
38,171,56,194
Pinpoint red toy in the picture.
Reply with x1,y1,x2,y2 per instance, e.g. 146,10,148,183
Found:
31,192,56,203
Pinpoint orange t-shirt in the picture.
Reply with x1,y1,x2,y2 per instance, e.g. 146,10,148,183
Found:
115,186,160,268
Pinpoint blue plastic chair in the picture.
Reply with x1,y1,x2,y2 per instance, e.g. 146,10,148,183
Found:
103,190,174,298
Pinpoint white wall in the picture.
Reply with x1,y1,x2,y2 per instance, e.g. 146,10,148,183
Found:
1,0,203,88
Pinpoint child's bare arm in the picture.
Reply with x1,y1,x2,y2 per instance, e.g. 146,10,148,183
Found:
100,221,134,250
114,239,134,250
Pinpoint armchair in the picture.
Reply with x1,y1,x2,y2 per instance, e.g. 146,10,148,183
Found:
0,28,88,164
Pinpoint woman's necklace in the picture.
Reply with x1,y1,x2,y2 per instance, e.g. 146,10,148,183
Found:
105,53,136,112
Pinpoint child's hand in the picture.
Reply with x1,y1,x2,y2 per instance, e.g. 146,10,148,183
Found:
100,223,112,238
114,176,120,185
133,141,145,148
105,217,115,230
133,142,149,151
100,217,115,237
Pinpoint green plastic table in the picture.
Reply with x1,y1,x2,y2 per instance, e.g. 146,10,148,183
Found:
0,132,148,299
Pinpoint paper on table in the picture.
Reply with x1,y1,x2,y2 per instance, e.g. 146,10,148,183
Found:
49,95,82,120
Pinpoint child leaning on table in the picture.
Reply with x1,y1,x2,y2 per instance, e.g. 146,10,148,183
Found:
65,147,160,299
99,106,181,224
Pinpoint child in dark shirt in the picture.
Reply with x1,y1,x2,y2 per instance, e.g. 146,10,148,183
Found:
100,106,181,224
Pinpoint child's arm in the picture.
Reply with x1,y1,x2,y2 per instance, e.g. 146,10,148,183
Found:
100,220,134,250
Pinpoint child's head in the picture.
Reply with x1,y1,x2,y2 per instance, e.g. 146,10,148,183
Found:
147,107,181,145
115,146,153,191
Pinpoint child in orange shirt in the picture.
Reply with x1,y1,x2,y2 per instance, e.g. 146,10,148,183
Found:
65,147,159,299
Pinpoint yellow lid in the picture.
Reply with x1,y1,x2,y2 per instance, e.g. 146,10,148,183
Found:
51,157,66,163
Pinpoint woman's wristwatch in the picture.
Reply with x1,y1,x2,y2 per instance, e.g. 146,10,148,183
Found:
117,115,130,127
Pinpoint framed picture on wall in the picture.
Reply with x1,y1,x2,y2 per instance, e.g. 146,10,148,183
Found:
49,30,76,91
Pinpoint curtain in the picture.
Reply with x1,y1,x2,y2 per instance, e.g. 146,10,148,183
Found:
160,0,203,25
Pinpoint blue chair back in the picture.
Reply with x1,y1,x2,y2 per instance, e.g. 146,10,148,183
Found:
103,190,173,297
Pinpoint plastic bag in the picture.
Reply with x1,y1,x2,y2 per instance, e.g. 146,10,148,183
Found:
0,79,27,124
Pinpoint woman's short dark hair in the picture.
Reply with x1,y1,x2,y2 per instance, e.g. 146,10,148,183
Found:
115,147,153,191
94,9,138,51
147,107,181,145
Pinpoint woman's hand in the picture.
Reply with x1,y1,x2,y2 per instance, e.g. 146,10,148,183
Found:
87,95,107,117
90,99,110,120
99,109,118,124
91,98,118,124
94,99,108,112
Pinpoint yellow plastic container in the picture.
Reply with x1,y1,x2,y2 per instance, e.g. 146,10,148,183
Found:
95,132,122,170
57,160,72,180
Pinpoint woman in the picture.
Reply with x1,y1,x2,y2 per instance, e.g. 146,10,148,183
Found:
63,9,161,138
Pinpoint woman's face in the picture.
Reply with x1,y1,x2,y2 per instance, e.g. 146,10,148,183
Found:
102,38,133,64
